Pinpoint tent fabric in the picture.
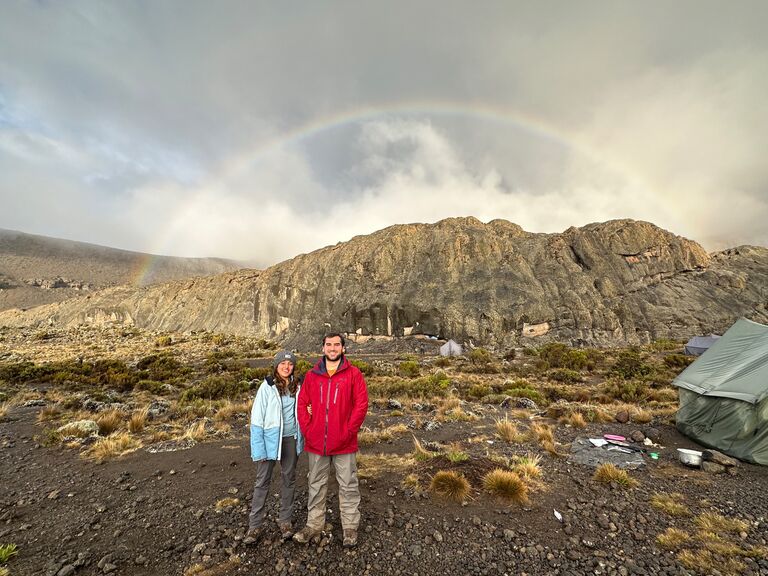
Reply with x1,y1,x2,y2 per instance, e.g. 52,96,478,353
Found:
673,318,768,465
439,339,463,357
684,334,721,356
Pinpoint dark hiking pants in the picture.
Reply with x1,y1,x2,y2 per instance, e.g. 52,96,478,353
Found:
248,436,298,529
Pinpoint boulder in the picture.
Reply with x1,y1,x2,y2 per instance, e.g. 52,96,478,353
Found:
57,419,99,437
702,449,740,468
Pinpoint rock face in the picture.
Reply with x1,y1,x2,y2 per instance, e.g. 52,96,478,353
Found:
1,218,767,349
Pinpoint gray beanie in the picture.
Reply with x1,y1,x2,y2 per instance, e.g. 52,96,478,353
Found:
273,350,296,368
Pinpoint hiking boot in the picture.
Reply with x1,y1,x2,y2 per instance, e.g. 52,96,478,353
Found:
292,525,321,544
278,522,294,540
243,527,264,546
342,529,358,548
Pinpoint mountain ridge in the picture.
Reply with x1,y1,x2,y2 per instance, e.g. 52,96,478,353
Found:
1,218,766,349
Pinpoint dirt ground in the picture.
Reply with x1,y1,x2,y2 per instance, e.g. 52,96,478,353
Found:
2,400,768,576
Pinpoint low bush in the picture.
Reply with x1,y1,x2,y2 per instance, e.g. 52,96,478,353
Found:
503,386,545,405
136,354,186,381
398,361,420,378
467,383,492,399
610,350,654,380
181,376,250,402
350,359,374,376
650,338,681,352
469,348,493,365
602,379,649,403
663,354,694,369
549,368,583,383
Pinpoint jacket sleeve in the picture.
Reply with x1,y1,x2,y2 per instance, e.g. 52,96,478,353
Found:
249,381,269,461
297,375,312,435
347,369,369,438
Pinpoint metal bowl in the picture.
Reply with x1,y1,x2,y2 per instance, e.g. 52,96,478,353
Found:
677,448,703,467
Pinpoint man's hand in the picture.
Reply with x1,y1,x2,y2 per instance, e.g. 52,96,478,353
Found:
307,404,313,416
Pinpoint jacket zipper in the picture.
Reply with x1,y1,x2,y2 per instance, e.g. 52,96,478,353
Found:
274,385,283,461
323,376,332,455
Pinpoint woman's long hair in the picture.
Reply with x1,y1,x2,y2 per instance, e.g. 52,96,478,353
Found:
273,366,297,396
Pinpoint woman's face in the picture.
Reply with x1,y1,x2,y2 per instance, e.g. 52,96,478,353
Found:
277,360,294,379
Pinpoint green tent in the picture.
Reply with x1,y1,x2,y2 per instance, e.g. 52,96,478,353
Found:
673,317,768,465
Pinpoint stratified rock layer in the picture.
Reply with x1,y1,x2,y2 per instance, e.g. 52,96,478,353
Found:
1,218,767,348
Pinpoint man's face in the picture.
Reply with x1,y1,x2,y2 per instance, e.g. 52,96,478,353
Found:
323,336,344,362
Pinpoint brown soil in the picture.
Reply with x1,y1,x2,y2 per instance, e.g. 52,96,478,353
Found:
2,402,768,576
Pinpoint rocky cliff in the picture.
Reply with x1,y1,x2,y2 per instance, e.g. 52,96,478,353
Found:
1,218,766,349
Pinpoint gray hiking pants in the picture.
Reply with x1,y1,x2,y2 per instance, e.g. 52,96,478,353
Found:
306,452,360,531
248,436,298,529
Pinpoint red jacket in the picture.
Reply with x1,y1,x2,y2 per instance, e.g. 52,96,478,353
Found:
297,356,369,456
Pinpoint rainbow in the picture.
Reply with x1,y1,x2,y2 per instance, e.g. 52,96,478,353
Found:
130,100,648,285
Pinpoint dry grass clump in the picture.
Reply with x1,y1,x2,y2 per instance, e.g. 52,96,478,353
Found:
650,492,690,516
357,452,414,479
37,406,62,422
529,422,554,444
129,407,149,433
0,402,9,421
656,527,691,549
214,399,252,422
677,549,745,575
149,430,172,443
358,423,409,446
632,408,653,424
440,407,478,422
402,473,421,489
430,470,471,502
558,412,586,428
593,463,638,488
83,432,141,462
214,497,240,510
511,453,542,480
694,512,749,534
495,417,527,443
412,436,438,461
95,410,123,436
508,409,533,420
483,469,529,504
184,557,242,576
183,420,208,442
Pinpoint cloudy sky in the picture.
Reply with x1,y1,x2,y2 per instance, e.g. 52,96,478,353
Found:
1,1,766,265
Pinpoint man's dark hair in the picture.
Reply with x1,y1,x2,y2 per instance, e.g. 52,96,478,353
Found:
322,332,346,347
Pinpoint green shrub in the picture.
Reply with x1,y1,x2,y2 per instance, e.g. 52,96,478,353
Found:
549,368,583,383
503,386,545,405
398,361,421,378
469,348,492,365
602,379,649,402
610,350,653,380
434,357,452,368
537,343,597,371
350,359,374,376
180,376,250,402
136,354,185,381
368,371,451,399
467,383,492,399
650,338,681,352
294,359,313,378
663,354,694,369
134,379,168,395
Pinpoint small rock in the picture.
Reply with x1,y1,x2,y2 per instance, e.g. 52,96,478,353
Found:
702,450,739,467
387,399,402,410
701,461,727,474
629,430,645,443
615,411,630,424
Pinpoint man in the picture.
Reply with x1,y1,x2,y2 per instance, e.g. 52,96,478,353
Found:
293,333,368,547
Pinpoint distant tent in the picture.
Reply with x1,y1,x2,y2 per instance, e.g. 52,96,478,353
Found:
672,318,768,465
440,339,463,357
684,334,721,356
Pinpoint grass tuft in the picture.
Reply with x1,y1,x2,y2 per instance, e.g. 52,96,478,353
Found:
656,527,691,549
128,407,149,434
694,512,749,535
214,497,240,510
495,417,527,443
183,420,208,442
529,422,554,444
650,492,690,516
593,463,638,488
444,442,469,463
0,402,9,421
483,469,529,504
511,453,542,480
0,543,18,563
412,436,438,461
358,423,409,446
430,470,471,502
95,410,123,436
558,412,587,428
83,432,141,462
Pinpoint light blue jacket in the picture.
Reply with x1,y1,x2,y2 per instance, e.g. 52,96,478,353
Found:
250,376,304,461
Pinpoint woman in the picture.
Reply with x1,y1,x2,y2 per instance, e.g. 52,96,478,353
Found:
245,350,304,544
